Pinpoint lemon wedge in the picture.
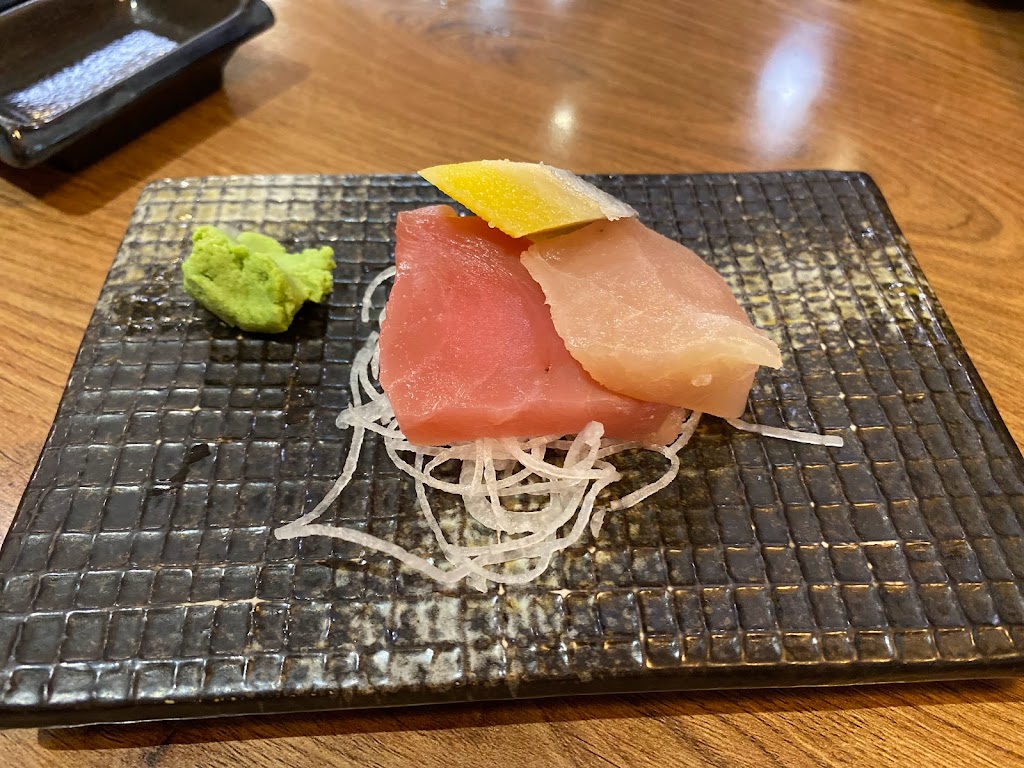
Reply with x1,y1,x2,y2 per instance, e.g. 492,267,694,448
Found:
418,160,637,239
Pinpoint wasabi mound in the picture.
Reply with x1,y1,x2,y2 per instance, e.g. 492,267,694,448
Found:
182,226,335,333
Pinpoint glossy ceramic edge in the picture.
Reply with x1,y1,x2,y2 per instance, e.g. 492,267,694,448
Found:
0,0,274,168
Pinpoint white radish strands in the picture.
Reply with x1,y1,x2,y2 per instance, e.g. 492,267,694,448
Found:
274,268,844,590
725,418,844,447
360,265,396,323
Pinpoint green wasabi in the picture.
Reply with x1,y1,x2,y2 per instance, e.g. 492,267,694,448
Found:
182,226,335,333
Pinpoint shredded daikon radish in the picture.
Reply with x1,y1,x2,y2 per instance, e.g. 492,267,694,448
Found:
274,267,845,590
360,265,396,323
726,418,844,448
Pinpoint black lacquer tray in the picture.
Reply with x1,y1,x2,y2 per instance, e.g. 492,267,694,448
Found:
2,172,1023,729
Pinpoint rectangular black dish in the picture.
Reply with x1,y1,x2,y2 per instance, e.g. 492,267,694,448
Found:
0,0,273,169
1,171,1023,729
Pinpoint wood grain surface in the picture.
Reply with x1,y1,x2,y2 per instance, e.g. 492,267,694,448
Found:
1,0,1022,764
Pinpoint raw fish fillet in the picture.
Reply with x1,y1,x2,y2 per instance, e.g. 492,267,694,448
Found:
521,218,782,419
418,160,637,239
378,206,685,445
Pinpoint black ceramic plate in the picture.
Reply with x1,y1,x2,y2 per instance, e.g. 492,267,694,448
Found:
0,0,273,169
2,172,1024,730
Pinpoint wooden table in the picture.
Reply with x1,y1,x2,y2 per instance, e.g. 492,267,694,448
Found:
1,0,1022,764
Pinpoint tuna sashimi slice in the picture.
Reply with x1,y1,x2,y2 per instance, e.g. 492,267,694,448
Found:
378,206,685,445
521,218,783,419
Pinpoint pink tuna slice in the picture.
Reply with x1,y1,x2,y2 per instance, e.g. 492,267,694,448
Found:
521,218,782,419
378,206,685,445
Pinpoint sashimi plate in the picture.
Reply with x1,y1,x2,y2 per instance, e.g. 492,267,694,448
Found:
2,172,1024,729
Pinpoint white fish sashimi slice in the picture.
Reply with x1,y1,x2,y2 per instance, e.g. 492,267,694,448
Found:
522,218,782,419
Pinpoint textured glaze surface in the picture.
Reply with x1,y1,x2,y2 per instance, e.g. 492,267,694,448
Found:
1,172,1023,728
